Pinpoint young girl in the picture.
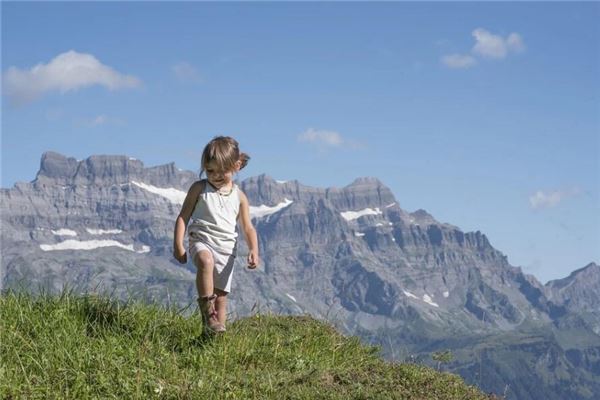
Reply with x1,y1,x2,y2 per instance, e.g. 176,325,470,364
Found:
173,136,259,334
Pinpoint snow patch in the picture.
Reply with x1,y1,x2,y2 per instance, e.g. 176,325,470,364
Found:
443,291,450,298
276,180,287,184
375,223,384,227
131,181,187,205
423,294,439,307
40,239,149,254
51,229,77,237
86,228,123,235
250,198,293,219
403,290,418,299
286,293,297,302
354,232,365,237
385,202,396,208
340,207,382,221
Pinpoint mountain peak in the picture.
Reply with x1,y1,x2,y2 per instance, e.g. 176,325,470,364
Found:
346,176,384,188
37,151,80,181
548,262,600,289
545,262,600,312
409,209,439,225
34,152,194,187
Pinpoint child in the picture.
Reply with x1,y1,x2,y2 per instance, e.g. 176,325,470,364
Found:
173,136,259,334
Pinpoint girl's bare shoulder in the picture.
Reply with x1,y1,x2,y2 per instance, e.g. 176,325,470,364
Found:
189,179,206,192
237,188,249,204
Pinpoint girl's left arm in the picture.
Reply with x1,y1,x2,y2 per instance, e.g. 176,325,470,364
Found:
238,191,259,269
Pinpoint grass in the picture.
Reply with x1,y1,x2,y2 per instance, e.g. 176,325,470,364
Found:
0,289,498,399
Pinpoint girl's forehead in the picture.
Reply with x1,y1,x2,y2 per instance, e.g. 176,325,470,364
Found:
205,160,227,171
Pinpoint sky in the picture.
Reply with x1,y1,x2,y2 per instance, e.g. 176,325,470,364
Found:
2,2,599,284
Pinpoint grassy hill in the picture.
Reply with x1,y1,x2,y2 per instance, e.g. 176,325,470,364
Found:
0,290,498,399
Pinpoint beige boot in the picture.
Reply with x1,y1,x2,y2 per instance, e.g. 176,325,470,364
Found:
198,294,226,334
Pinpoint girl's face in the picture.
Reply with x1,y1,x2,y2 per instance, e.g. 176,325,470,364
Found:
204,160,239,189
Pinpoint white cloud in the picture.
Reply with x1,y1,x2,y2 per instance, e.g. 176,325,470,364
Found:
506,33,526,53
91,115,108,126
298,128,343,147
298,128,364,151
472,28,525,59
172,62,203,84
441,28,525,69
529,188,581,210
74,114,125,128
3,50,141,105
441,54,477,69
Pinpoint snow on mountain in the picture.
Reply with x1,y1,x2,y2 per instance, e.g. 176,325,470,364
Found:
39,239,150,253
86,228,123,235
249,198,293,219
340,207,383,221
51,229,77,236
131,181,187,205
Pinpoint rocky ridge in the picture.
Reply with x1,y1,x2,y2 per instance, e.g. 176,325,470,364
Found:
1,152,598,400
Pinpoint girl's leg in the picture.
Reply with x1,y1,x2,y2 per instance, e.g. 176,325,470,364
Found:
193,250,214,297
214,288,228,325
193,250,225,333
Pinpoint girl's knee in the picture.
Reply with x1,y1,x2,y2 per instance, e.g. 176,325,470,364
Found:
194,250,214,268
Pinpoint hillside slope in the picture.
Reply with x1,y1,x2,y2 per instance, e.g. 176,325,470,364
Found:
0,291,497,399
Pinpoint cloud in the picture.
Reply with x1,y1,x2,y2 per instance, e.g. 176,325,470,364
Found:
91,115,108,126
529,188,581,210
298,128,364,151
298,128,344,147
171,62,203,84
441,54,477,69
472,28,525,59
2,50,141,105
441,28,525,68
74,114,125,128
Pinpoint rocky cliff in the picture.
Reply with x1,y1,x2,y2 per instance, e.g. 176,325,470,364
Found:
1,152,598,400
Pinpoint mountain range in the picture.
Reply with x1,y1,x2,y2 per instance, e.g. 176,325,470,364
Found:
1,151,598,400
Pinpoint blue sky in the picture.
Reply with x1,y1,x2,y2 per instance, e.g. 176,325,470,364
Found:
2,2,599,283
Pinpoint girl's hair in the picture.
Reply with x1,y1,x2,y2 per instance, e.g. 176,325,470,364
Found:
200,136,250,177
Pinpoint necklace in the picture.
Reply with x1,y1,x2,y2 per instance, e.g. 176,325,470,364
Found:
214,183,233,209
217,186,233,196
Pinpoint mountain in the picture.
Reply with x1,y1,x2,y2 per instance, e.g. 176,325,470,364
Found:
546,263,600,315
1,152,598,399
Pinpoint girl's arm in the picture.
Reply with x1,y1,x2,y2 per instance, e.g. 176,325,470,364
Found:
173,181,203,264
238,191,259,269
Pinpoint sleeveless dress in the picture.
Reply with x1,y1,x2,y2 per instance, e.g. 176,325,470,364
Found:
188,180,240,253
187,180,241,292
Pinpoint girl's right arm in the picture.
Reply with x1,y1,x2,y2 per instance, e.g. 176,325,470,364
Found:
173,180,204,264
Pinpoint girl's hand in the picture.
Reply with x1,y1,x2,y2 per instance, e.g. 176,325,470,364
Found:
173,247,187,264
247,250,259,269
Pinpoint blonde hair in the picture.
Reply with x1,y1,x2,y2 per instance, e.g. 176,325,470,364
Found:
200,136,250,177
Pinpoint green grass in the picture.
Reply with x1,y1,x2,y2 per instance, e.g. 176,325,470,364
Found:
1,290,498,399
